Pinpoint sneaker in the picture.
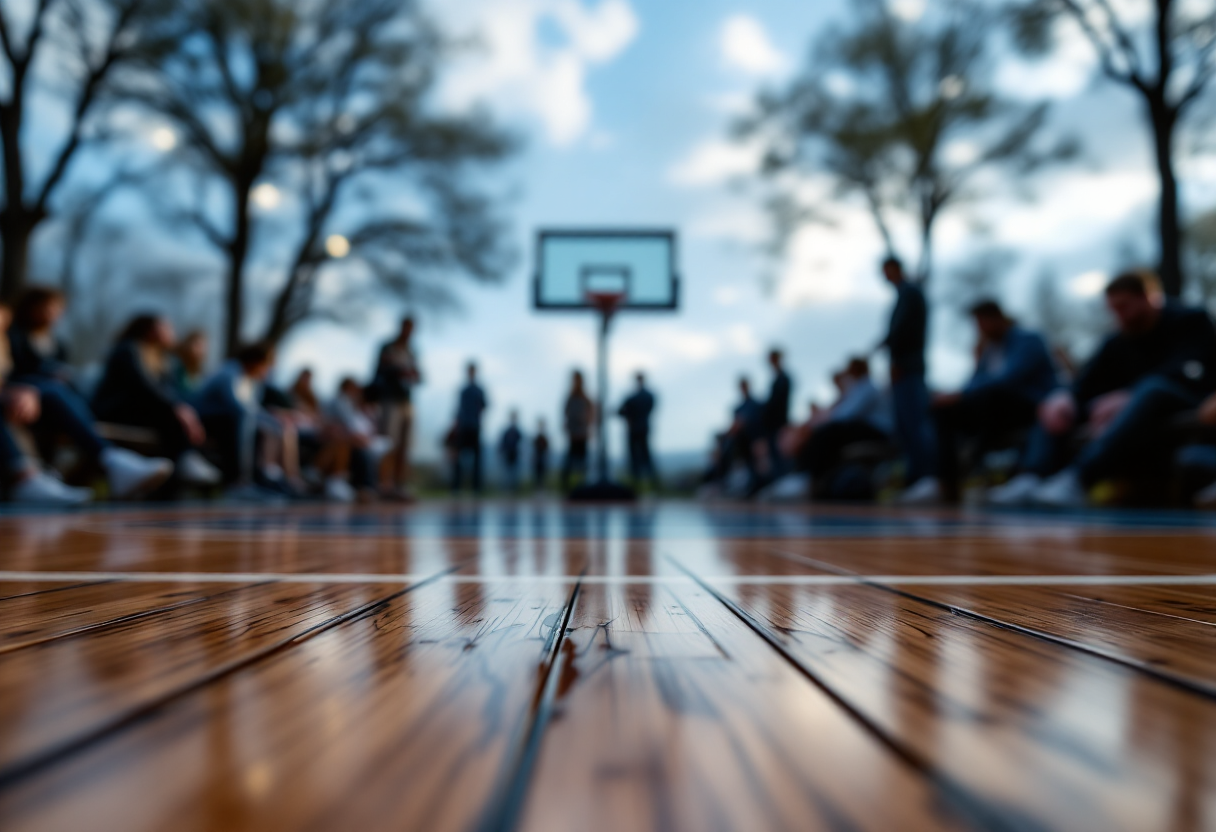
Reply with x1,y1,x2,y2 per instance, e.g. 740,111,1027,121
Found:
324,477,356,503
178,450,222,486
898,476,941,505
102,448,174,499
1030,468,1089,508
224,483,289,505
11,472,93,506
1195,480,1216,508
986,473,1043,507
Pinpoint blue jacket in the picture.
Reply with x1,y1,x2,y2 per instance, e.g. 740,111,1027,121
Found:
884,281,928,376
965,326,1057,404
456,383,487,430
192,361,261,419
619,388,656,435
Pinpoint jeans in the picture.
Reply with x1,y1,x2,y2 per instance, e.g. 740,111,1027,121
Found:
892,375,936,484
1,421,28,477
14,378,109,462
933,386,1038,499
628,431,659,486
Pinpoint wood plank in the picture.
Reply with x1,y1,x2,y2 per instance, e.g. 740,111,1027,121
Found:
0,581,393,773
518,579,973,832
0,578,577,832
701,575,1216,832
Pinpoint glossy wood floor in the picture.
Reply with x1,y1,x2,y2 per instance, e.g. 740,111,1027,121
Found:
0,501,1214,831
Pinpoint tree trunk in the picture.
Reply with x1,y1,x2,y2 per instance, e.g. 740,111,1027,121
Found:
0,210,33,302
1149,99,1183,297
224,187,253,356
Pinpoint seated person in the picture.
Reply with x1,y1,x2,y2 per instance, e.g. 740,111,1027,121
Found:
171,330,210,399
91,314,221,487
991,271,1216,507
920,301,1057,503
0,300,92,505
328,377,393,498
191,342,278,487
793,358,893,492
727,377,764,493
2,294,174,500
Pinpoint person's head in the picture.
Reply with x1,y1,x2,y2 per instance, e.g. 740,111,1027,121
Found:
968,299,1012,342
119,313,174,349
635,371,646,389
571,370,584,394
13,287,65,332
176,330,209,373
1104,271,1163,335
881,256,905,286
466,361,478,382
338,376,362,400
739,376,751,398
398,316,415,342
768,348,783,370
235,341,276,381
293,368,314,391
845,356,871,380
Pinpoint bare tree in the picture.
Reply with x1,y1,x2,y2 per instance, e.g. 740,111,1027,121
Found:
1011,0,1216,297
738,0,1075,285
0,0,176,300
121,0,515,355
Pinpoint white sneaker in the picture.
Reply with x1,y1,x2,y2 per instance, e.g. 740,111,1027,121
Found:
986,473,1043,507
178,450,222,486
11,472,93,506
1195,480,1216,508
324,477,356,503
102,448,174,499
1030,468,1089,508
898,476,941,505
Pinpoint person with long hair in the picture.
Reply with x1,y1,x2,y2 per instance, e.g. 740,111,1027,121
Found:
370,316,422,500
4,289,175,499
562,370,594,491
92,313,221,487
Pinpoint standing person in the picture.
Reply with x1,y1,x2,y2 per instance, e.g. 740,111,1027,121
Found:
533,418,550,491
499,410,524,494
730,377,764,493
618,372,659,489
562,370,594,491
91,314,222,487
7,287,74,386
371,316,422,499
762,349,793,482
879,257,937,502
191,342,279,491
451,362,487,493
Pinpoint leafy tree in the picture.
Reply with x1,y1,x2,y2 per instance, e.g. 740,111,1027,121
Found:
1010,0,1216,297
124,0,515,354
738,0,1075,284
0,0,177,300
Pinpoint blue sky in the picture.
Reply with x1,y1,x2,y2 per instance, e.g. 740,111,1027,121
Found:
26,0,1216,462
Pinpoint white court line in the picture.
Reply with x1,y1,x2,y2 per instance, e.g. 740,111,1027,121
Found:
1,571,1216,587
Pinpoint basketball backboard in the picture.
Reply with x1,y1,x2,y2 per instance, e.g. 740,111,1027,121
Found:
534,229,679,311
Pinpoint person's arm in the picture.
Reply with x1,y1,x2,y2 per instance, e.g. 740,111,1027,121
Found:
119,343,182,412
965,332,1053,397
1070,338,1123,409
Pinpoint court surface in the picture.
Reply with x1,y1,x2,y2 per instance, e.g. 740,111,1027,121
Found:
0,500,1214,832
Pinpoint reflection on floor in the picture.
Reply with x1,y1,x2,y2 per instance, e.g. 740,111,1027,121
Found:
0,500,1213,831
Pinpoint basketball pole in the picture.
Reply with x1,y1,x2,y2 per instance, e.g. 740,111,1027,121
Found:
595,305,612,484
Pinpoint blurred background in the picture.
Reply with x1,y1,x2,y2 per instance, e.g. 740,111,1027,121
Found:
2,0,1215,475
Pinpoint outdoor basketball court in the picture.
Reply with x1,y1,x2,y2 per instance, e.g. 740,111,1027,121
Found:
0,500,1213,831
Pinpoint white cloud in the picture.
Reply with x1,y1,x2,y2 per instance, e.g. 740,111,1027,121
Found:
726,323,761,356
889,0,926,23
992,170,1158,249
995,19,1097,100
432,0,639,146
668,138,762,187
720,15,786,76
1070,270,1108,298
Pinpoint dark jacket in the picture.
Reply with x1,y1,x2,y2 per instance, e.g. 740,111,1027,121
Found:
619,388,656,435
734,396,763,439
965,326,1057,404
7,327,70,380
763,370,792,433
1072,303,1216,409
884,281,928,377
456,383,487,430
499,425,523,465
92,340,181,423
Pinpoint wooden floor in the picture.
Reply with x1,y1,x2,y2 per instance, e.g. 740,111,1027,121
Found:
0,501,1214,831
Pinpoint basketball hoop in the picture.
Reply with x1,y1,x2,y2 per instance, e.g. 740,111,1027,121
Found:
585,290,626,316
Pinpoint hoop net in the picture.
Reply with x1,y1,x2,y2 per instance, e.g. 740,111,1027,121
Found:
585,290,626,315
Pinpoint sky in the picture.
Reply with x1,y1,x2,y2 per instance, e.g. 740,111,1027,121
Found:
22,0,1216,464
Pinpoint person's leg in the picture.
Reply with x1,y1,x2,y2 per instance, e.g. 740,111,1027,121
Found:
641,434,658,488
1075,377,1200,486
892,376,936,485
471,431,483,493
1,420,30,482
31,380,109,462
802,420,888,480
